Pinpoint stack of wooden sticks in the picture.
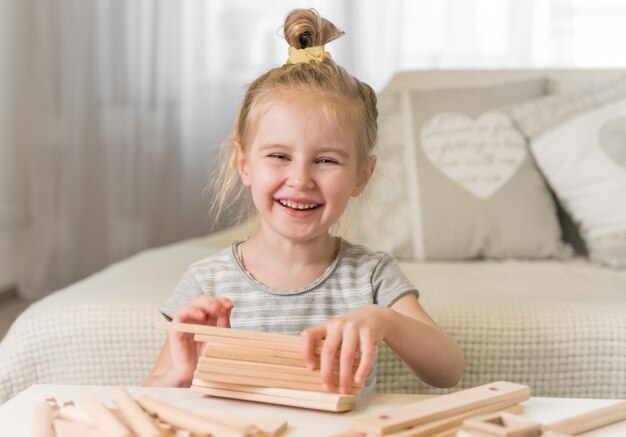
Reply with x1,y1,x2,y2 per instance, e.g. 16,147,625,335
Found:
32,386,287,437
159,321,365,412
337,381,531,437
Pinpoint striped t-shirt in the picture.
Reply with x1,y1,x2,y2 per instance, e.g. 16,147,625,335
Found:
160,238,418,391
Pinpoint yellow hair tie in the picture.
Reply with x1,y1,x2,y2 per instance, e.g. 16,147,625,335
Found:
286,46,330,65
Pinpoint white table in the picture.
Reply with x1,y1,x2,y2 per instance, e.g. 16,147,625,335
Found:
1,384,625,436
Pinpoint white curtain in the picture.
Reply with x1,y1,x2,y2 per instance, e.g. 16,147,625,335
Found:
7,0,626,299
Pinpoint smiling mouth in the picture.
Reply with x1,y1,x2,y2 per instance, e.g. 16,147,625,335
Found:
277,199,322,210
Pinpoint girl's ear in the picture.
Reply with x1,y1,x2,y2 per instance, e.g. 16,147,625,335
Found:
351,155,377,197
235,141,252,187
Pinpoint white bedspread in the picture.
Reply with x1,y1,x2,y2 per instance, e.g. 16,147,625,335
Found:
2,225,626,403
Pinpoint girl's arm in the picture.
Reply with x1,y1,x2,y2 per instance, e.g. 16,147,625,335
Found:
385,293,465,388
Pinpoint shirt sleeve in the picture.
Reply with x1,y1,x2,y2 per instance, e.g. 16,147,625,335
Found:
372,252,419,307
159,267,206,321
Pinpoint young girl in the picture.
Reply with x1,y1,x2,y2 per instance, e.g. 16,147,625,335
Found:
145,8,464,394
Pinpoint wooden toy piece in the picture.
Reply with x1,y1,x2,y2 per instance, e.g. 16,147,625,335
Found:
198,357,362,386
52,419,101,437
199,338,359,373
461,400,626,437
135,395,258,437
192,379,356,413
462,412,542,437
195,357,363,394
56,405,92,426
110,387,161,437
336,403,523,437
218,416,288,437
384,404,525,437
81,390,132,437
350,381,531,435
159,321,303,345
195,334,325,355
32,398,54,437
545,400,626,435
161,321,364,412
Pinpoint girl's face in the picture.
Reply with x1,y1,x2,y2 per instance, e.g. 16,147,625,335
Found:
237,96,375,244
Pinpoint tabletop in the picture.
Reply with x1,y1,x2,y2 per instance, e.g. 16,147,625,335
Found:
1,384,626,436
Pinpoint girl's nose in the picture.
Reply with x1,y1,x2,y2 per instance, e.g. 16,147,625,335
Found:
287,165,315,190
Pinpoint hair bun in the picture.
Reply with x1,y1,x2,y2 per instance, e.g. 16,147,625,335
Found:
284,8,344,49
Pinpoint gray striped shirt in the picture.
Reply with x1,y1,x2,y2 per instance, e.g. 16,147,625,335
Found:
161,238,418,391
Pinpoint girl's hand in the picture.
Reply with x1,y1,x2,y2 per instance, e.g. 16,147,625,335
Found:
168,296,233,386
300,305,391,394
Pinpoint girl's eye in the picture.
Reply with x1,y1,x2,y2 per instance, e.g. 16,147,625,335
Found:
269,154,289,160
316,158,339,165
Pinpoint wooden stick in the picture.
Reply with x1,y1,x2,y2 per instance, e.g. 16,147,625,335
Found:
56,406,93,426
52,419,101,437
159,321,302,345
350,381,531,435
191,383,355,413
32,399,53,437
385,404,525,437
203,346,313,368
110,387,161,437
81,390,131,437
198,357,363,387
338,404,523,437
192,378,356,404
218,416,288,437
135,395,256,437
545,400,626,435
194,370,362,394
195,334,324,355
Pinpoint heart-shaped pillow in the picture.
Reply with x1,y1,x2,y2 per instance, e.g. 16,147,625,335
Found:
420,112,527,199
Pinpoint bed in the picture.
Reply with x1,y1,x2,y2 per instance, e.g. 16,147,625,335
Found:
2,69,626,404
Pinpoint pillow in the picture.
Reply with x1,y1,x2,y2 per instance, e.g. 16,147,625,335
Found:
508,75,626,268
340,78,572,261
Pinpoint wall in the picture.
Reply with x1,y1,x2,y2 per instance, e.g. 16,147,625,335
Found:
0,0,21,292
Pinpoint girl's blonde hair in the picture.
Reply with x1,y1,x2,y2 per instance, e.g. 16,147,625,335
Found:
211,8,378,225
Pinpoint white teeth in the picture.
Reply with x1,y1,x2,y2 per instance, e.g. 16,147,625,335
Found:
279,200,318,210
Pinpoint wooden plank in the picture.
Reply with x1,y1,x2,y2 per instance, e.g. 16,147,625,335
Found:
350,381,530,435
159,321,302,345
191,384,355,413
337,404,524,437
194,370,362,395
192,378,356,404
135,396,256,437
196,364,362,390
196,334,324,355
461,411,539,437
546,400,626,435
201,345,359,370
385,404,524,437
203,346,313,368
198,357,363,387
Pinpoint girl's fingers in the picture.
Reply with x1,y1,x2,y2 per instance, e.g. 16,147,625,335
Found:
355,327,376,385
189,297,229,322
300,325,326,370
320,326,342,391
173,306,209,324
217,306,232,328
339,323,359,394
